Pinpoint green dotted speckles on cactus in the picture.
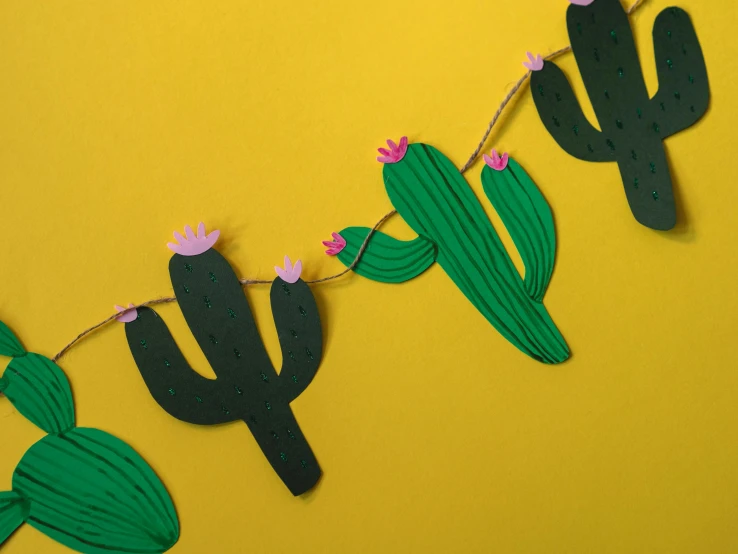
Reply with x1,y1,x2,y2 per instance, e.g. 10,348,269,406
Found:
125,248,324,495
530,0,709,230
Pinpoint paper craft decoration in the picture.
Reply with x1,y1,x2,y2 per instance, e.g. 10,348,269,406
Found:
0,322,179,554
327,141,569,364
529,0,709,230
122,224,323,496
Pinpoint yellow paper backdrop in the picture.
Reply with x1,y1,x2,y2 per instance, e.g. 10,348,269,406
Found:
2,0,737,552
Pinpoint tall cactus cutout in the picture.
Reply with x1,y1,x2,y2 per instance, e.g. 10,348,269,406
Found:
529,0,709,230
0,322,179,554
121,224,323,496
326,141,569,364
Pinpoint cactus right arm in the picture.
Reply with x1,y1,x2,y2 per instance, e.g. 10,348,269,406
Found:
531,62,614,163
124,307,237,425
336,227,437,283
481,158,556,303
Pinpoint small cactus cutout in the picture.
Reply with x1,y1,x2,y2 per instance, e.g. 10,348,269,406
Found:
121,224,323,496
328,141,569,364
529,0,709,230
0,322,179,553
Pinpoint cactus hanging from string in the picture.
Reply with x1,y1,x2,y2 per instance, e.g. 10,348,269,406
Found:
527,0,709,230
325,139,569,364
120,224,323,496
0,322,179,554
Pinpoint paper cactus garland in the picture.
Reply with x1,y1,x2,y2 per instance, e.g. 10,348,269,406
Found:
121,224,323,496
0,322,179,554
327,140,569,365
529,0,709,230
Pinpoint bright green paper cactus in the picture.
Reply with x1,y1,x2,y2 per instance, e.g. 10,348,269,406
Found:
325,140,569,364
0,322,179,554
528,0,709,230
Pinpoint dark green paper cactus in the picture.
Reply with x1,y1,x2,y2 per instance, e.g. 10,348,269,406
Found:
528,0,709,230
325,141,569,364
121,224,323,496
0,322,179,554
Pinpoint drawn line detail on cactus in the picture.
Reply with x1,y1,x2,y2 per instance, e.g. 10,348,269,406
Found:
0,322,179,553
49,0,648,364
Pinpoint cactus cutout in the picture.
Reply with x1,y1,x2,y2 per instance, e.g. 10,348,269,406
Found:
0,322,179,554
529,1,709,230
328,141,569,364
122,224,323,496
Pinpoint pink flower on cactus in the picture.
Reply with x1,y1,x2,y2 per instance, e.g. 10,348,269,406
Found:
322,232,346,256
569,0,595,5
275,256,303,283
523,52,544,72
377,137,408,164
114,303,138,323
167,222,220,256
483,149,510,171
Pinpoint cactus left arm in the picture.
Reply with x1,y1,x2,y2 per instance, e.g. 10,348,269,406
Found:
270,278,322,403
336,227,437,283
481,158,556,303
124,307,237,425
651,7,709,139
530,62,615,163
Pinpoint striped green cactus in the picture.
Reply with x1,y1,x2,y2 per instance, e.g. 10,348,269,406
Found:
0,322,179,554
325,140,569,364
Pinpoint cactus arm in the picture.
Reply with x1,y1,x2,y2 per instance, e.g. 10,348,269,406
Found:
335,226,437,283
270,277,322,403
651,7,710,139
481,158,556,303
530,62,613,162
1,354,75,434
124,307,237,425
0,491,29,545
169,249,276,381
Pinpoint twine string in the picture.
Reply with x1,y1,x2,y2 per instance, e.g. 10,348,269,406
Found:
52,0,646,362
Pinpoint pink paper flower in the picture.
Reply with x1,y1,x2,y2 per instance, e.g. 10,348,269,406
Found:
483,149,510,171
167,222,220,256
569,0,595,5
523,52,544,72
322,232,347,256
377,137,409,164
275,256,303,284
115,303,138,323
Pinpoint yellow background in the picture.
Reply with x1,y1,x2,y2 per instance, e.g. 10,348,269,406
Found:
1,0,737,552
